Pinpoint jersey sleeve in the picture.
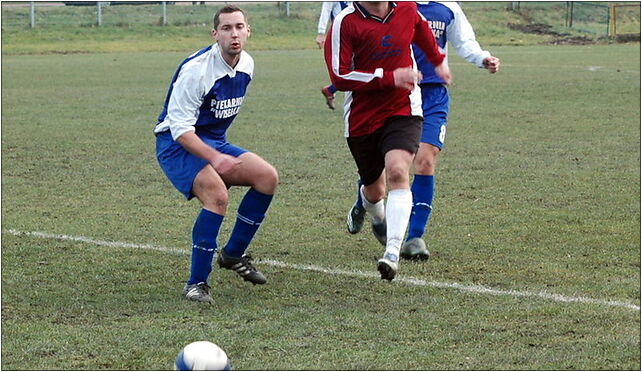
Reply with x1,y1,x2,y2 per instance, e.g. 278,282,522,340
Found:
412,7,446,67
166,62,205,141
444,2,490,67
324,16,395,92
317,2,334,34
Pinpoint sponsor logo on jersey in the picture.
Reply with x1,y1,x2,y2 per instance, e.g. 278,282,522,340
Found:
428,20,446,39
372,35,401,60
210,97,244,119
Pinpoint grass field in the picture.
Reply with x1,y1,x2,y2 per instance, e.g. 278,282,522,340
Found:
1,5,641,370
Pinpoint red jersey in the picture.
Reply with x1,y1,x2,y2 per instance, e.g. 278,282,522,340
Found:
324,2,445,137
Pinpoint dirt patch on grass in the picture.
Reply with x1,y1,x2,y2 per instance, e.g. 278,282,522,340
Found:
508,23,594,45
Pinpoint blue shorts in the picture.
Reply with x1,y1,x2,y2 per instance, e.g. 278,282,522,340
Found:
419,84,450,149
155,131,248,200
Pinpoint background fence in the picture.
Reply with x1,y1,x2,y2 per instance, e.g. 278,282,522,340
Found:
1,1,640,39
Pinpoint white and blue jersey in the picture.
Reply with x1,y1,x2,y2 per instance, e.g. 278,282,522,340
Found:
317,1,351,35
155,43,254,199
414,1,490,85
155,43,254,141
413,2,491,148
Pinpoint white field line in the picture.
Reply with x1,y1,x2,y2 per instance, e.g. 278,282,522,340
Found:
3,228,640,312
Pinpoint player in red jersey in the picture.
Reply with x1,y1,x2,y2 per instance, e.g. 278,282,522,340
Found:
324,1,451,280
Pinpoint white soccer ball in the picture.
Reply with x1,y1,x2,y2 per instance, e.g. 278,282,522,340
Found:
174,341,231,371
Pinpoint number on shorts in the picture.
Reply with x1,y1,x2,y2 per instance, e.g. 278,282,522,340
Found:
439,125,447,143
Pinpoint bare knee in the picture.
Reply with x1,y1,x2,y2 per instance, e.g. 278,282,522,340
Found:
254,164,279,195
193,170,229,214
199,186,228,213
386,163,410,188
414,145,439,175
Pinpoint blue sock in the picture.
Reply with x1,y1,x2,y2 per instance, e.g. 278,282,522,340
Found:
328,84,337,94
224,188,274,258
355,179,364,208
407,175,435,241
188,209,224,285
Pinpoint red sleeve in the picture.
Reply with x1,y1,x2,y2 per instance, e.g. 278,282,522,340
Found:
324,18,395,92
412,7,445,67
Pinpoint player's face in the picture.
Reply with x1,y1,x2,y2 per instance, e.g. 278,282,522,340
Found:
212,11,250,64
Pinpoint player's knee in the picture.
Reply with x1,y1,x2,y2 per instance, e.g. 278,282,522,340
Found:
386,164,410,187
414,154,436,174
414,146,439,174
196,182,229,212
254,164,279,195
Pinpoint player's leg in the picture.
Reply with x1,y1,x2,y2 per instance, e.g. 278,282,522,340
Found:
346,178,366,234
361,173,387,246
376,116,422,280
376,149,414,280
185,165,230,302
402,84,449,261
347,131,387,246
156,132,225,303
217,150,278,285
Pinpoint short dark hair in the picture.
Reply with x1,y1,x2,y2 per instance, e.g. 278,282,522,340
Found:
213,5,247,30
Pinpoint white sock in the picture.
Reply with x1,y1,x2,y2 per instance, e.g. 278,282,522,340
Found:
360,185,385,224
385,188,413,256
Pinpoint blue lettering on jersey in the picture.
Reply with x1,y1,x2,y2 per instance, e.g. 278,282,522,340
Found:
372,35,401,60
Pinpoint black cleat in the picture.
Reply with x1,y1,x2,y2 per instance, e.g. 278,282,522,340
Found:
347,202,366,234
377,252,399,281
217,250,267,285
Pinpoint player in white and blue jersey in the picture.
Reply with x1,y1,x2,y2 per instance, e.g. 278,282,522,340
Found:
154,5,278,304
316,1,351,110
346,1,500,260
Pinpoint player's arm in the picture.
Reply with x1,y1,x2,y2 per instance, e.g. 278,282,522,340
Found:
316,2,334,48
413,8,451,84
166,64,241,175
176,132,241,176
324,21,403,92
445,2,500,73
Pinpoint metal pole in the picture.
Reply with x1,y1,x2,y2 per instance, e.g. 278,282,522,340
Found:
30,1,35,28
162,1,167,26
97,2,103,27
612,4,617,37
285,2,290,17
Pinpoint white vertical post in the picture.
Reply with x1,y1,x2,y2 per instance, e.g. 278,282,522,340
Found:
97,2,103,27
285,1,290,16
162,1,167,26
30,1,35,28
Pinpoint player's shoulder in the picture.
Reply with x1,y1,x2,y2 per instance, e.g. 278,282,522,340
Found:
178,45,213,76
236,50,254,77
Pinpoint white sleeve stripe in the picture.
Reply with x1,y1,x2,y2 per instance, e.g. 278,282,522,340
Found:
330,7,382,84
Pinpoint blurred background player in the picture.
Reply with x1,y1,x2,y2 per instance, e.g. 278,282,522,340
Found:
154,5,278,304
315,1,350,110
346,1,500,261
325,1,451,280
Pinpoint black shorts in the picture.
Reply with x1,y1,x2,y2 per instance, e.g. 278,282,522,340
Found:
346,115,422,186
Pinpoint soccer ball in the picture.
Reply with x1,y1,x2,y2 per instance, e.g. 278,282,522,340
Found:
174,341,231,371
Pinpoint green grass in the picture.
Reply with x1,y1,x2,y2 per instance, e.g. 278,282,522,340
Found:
2,41,640,370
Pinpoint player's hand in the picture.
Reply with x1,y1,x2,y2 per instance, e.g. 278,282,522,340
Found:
315,34,326,49
434,63,452,85
212,154,241,176
393,67,422,91
483,56,500,73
